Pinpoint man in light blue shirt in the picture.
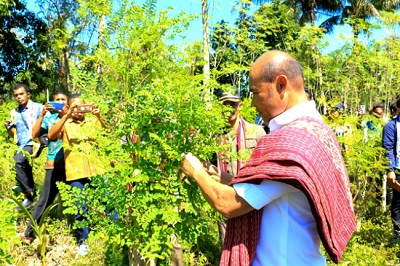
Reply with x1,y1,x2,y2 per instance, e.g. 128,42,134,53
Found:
4,84,43,208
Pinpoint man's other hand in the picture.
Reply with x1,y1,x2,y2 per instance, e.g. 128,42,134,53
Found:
181,153,204,179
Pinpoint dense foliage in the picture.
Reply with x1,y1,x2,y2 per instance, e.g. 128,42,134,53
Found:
2,0,400,265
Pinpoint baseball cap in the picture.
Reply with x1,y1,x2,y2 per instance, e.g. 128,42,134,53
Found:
335,104,344,110
216,88,241,103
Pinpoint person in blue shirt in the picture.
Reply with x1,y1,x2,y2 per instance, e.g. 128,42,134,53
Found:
382,97,400,240
4,84,43,208
22,92,69,243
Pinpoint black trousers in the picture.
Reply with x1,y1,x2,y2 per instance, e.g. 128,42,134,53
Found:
24,168,66,237
392,173,400,237
14,145,34,194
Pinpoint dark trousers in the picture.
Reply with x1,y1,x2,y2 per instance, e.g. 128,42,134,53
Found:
392,173,400,237
68,178,91,244
14,145,34,194
67,178,119,244
24,168,66,237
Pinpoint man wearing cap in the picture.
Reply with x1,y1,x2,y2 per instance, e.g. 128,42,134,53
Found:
209,88,266,246
328,103,352,138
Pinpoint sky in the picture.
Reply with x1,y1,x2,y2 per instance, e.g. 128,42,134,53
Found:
139,0,247,43
26,0,394,54
134,0,395,53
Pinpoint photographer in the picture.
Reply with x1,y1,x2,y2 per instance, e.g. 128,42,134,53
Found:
48,94,109,256
22,92,69,244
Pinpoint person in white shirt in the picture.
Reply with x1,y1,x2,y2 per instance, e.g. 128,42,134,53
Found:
181,50,356,266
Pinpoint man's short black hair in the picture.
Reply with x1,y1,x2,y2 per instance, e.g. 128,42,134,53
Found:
68,93,81,104
54,91,68,96
69,93,81,100
13,84,29,93
372,102,384,110
396,97,400,109
54,91,69,100
390,102,397,114
304,87,313,100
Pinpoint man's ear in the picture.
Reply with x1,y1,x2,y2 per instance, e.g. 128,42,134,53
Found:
237,102,243,111
277,75,288,93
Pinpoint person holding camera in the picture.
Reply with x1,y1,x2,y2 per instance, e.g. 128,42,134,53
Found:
48,94,108,256
4,84,44,208
21,91,69,244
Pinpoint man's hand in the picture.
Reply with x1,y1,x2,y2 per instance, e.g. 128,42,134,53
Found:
181,153,254,219
387,171,400,192
388,171,396,182
67,102,78,118
4,120,10,128
181,153,206,179
60,104,69,117
42,102,53,115
203,162,220,180
91,103,101,117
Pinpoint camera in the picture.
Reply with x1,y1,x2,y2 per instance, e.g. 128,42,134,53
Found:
74,104,93,113
48,101,65,111
360,105,366,115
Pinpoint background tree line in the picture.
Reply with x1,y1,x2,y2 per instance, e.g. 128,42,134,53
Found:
1,0,400,265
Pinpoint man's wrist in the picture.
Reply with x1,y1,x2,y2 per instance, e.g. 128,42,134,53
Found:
193,168,210,181
6,123,16,131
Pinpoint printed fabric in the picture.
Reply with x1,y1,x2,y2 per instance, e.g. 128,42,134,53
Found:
42,113,65,169
10,100,43,148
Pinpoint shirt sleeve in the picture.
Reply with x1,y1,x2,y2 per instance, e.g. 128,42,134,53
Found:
233,179,296,210
35,104,44,120
41,113,52,131
382,121,396,169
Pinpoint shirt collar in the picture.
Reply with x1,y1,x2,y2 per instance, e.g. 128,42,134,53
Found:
19,100,33,111
268,100,322,133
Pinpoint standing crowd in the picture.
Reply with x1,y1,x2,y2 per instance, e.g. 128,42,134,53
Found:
11,50,400,265
5,86,110,256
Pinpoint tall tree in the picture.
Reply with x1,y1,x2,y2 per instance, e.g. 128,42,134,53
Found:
202,0,210,87
0,0,56,94
0,0,10,15
210,3,301,91
35,0,99,92
321,0,400,35
250,0,342,26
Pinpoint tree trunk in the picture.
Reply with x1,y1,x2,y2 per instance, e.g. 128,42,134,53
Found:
63,48,70,91
128,245,157,266
202,0,210,86
97,13,106,76
96,13,106,91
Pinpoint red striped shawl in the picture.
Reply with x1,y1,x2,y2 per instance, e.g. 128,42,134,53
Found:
220,116,356,265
